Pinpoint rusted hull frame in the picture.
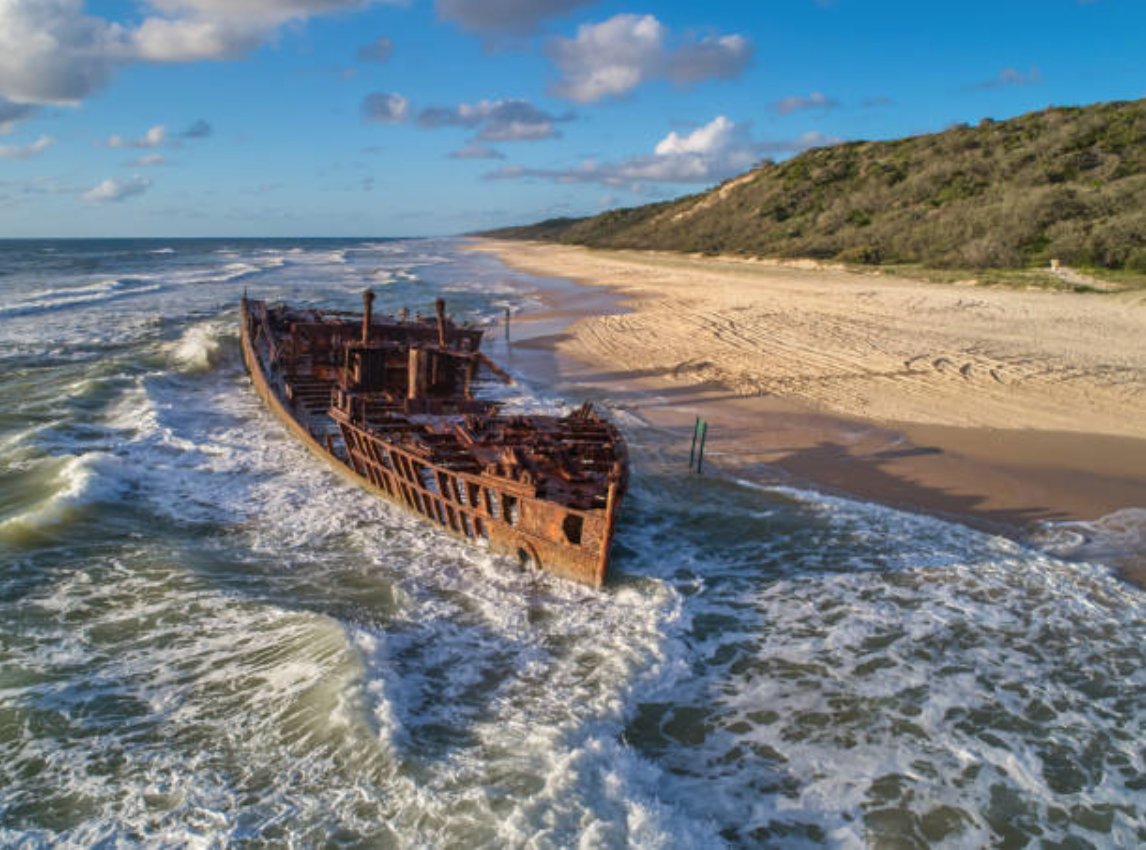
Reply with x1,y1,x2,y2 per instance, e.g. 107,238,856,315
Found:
240,299,622,587
334,414,615,586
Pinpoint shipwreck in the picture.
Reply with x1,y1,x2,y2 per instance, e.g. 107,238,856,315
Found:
240,291,628,587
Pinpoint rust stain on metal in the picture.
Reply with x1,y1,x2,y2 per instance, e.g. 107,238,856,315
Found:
240,290,628,587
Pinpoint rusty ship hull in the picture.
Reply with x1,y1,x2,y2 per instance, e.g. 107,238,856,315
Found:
240,292,627,587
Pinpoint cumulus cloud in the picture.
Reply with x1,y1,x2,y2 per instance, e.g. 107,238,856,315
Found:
548,14,752,103
624,116,760,182
485,116,838,188
450,143,505,160
774,91,839,115
0,0,402,106
0,98,38,134
83,174,153,203
418,99,571,141
973,65,1042,90
133,16,260,62
0,0,129,105
0,134,55,159
105,125,168,149
435,0,596,36
362,92,409,123
653,116,740,156
143,1,373,23
357,36,393,63
667,34,754,85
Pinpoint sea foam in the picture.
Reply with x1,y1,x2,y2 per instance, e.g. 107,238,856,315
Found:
169,323,225,374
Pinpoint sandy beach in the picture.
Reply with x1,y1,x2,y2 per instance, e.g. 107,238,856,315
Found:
475,239,1146,584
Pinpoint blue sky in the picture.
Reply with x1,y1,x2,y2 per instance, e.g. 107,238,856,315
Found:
0,0,1142,237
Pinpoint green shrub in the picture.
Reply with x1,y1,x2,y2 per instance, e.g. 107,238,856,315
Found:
482,98,1146,272
1126,248,1146,273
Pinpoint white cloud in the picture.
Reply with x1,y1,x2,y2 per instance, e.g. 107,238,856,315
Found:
654,115,738,156
362,92,409,123
142,1,397,26
548,14,663,103
83,175,153,203
0,0,403,106
548,14,752,103
0,0,129,105
621,116,759,182
486,116,838,189
418,99,571,141
0,134,55,159
130,153,169,166
667,34,753,85
435,0,595,35
774,91,839,115
132,16,259,62
105,125,168,149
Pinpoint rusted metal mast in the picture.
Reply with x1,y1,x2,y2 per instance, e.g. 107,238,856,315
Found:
362,289,375,344
435,297,448,349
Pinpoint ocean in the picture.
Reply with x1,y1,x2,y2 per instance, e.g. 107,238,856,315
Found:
0,238,1143,848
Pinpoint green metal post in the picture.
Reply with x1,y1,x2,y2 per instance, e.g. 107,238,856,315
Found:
696,420,708,475
688,416,701,471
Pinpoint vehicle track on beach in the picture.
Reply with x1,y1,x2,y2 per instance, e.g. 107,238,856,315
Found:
496,245,1146,439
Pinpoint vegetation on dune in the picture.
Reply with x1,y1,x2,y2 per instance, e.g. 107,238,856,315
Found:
482,99,1146,276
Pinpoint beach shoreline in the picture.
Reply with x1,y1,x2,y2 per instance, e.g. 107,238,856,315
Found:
473,239,1146,587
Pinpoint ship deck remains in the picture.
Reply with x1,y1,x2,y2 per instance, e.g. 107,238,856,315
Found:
240,291,627,587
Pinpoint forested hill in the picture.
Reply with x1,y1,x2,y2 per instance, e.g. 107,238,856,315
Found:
482,99,1146,273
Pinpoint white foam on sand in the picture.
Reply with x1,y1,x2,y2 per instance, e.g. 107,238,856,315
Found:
1032,507,1146,566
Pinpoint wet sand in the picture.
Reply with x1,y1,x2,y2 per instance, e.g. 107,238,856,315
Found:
474,240,1146,586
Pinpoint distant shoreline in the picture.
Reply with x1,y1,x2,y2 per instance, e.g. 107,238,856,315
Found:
473,238,1146,588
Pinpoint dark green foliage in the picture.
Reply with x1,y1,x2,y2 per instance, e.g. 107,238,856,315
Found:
480,99,1146,272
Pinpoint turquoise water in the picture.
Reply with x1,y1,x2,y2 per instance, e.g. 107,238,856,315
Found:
1,239,1143,848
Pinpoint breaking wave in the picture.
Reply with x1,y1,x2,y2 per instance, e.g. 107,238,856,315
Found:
0,278,163,317
0,452,126,541
168,322,229,374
